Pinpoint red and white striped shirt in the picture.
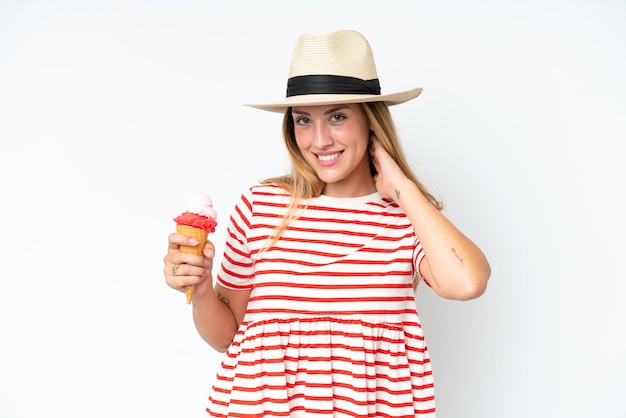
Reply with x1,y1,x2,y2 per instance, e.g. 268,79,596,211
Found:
208,184,436,417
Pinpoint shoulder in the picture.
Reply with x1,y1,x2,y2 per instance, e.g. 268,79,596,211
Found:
235,183,291,211
249,182,289,197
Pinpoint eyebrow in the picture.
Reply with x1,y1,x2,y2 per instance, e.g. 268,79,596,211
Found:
291,106,349,116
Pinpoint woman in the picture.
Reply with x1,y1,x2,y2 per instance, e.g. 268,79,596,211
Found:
164,29,490,417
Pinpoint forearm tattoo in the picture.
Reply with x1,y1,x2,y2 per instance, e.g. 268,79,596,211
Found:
217,292,231,307
451,248,464,264
217,291,239,327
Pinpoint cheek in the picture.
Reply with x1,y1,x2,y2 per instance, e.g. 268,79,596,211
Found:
356,129,372,152
292,136,311,164
293,129,307,149
294,132,316,158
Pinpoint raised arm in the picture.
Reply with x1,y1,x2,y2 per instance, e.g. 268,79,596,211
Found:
370,139,491,300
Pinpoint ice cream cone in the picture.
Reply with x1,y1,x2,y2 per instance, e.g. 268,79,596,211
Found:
176,224,208,304
173,192,217,305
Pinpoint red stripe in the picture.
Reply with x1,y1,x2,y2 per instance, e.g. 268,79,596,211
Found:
216,275,252,290
248,295,416,304
225,377,432,397
258,254,415,265
243,308,420,316
237,316,422,331
251,224,378,239
253,244,414,258
253,281,413,290
220,265,254,280
238,316,422,329
224,236,249,259
222,252,253,269
226,331,423,351
249,210,409,229
254,269,412,277
230,211,248,237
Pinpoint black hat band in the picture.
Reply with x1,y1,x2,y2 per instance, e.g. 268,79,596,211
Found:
286,75,381,97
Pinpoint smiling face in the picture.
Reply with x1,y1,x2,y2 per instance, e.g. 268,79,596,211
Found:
291,104,376,197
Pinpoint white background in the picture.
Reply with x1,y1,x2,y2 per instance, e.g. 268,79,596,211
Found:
1,1,625,417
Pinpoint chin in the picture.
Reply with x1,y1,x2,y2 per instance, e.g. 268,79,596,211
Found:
316,173,344,185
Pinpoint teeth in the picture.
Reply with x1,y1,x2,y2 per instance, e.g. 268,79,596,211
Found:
318,152,341,162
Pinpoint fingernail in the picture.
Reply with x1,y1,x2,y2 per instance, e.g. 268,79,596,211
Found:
189,238,198,245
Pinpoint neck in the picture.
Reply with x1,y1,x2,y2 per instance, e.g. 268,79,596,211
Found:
322,177,377,198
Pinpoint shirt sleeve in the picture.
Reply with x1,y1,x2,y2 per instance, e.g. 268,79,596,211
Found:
414,236,431,288
216,188,256,290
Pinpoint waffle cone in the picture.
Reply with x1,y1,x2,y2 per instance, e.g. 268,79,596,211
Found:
176,224,209,304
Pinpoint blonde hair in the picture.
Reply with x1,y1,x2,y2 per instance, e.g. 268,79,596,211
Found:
261,102,443,287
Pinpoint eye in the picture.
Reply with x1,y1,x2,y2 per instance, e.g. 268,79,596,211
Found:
294,116,310,125
330,113,346,122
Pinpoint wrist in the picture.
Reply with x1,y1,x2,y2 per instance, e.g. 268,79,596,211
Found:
190,281,216,308
393,178,419,203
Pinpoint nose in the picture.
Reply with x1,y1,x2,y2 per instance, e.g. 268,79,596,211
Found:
313,122,333,148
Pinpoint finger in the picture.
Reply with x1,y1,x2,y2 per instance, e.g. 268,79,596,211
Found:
170,263,207,280
203,240,216,258
167,232,199,251
164,262,208,291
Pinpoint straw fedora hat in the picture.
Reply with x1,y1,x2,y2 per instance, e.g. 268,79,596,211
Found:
245,30,423,112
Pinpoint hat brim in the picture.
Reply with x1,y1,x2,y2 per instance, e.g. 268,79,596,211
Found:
244,87,423,113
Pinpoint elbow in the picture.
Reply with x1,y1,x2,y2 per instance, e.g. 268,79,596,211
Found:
458,276,488,300
459,266,491,300
196,325,236,353
447,281,487,301
437,268,490,301
205,337,233,354
213,345,230,354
